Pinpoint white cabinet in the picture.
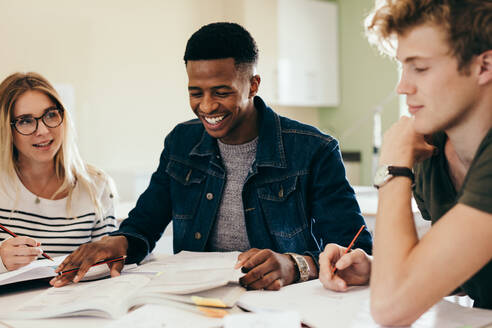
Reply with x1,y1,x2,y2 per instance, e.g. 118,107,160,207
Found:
230,0,339,107
276,0,339,107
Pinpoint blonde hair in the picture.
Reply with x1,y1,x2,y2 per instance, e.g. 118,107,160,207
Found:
0,72,116,219
365,0,492,72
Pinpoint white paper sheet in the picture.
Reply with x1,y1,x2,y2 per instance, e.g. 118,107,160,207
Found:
238,280,492,328
103,304,222,328
0,256,65,286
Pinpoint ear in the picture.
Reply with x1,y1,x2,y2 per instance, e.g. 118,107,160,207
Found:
477,50,492,86
249,75,261,98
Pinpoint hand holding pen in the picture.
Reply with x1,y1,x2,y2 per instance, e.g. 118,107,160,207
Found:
51,235,129,287
57,255,127,276
0,223,53,271
319,225,372,292
332,225,366,275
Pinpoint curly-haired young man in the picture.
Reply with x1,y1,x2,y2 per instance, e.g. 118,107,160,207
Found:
319,0,492,325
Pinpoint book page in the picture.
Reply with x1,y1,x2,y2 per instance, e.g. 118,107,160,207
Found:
3,274,150,320
0,255,137,286
129,251,244,294
132,251,241,273
0,255,65,286
1,252,246,320
140,282,245,308
142,268,243,294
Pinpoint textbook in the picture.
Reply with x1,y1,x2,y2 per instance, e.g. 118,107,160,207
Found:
1,251,245,319
0,255,135,286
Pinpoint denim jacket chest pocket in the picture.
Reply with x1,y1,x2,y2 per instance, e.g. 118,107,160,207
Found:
166,159,207,222
256,175,309,250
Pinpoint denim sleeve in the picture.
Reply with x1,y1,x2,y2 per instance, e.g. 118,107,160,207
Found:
111,134,173,264
307,139,373,266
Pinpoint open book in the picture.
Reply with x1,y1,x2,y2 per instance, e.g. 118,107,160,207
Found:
1,251,245,319
0,256,64,286
0,255,136,286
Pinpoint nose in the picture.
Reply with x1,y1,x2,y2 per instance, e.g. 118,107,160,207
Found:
199,94,219,114
35,119,50,136
396,71,416,95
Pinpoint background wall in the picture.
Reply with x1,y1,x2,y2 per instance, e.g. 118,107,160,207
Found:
0,0,399,202
1,1,224,174
319,0,400,185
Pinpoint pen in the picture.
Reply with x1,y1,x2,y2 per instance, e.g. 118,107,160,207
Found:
0,223,54,261
332,224,366,275
58,255,127,276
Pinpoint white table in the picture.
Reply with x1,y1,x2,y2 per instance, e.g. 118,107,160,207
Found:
238,280,492,328
1,269,491,328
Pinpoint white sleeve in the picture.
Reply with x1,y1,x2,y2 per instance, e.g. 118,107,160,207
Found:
91,179,117,241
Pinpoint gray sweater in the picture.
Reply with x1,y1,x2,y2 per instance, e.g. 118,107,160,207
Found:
206,137,258,252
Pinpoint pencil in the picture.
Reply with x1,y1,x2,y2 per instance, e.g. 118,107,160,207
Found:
0,224,55,262
58,255,127,276
332,224,366,274
0,223,54,261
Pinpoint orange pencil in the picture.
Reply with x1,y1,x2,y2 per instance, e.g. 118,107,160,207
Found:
58,255,127,276
332,224,366,275
0,223,54,261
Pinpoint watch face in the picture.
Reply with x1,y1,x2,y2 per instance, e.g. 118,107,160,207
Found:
374,165,389,186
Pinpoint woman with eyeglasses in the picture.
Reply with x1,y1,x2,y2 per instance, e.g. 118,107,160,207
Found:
0,72,117,272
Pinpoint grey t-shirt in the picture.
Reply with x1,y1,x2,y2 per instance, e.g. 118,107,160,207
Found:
206,137,258,252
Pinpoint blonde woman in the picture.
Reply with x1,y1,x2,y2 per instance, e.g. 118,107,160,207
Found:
0,72,117,272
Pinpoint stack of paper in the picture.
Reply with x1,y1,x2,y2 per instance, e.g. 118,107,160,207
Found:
0,251,245,320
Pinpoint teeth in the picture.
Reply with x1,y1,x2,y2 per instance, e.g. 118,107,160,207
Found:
34,141,52,147
204,115,225,125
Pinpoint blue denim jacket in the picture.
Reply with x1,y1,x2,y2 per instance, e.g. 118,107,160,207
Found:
115,97,372,265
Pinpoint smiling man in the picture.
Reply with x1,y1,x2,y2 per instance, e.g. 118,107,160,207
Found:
51,22,371,290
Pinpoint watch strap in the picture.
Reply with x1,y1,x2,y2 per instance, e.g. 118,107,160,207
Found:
285,253,309,282
374,165,414,189
388,166,414,181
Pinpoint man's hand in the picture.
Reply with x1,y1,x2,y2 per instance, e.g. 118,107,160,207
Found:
235,248,297,290
0,236,42,271
379,116,435,167
49,235,128,287
319,244,371,292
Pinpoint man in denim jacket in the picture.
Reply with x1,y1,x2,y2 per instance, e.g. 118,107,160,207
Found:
52,22,371,290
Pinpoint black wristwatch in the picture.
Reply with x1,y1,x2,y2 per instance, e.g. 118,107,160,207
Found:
373,165,414,189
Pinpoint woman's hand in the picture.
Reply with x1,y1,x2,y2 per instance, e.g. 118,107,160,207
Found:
0,236,42,271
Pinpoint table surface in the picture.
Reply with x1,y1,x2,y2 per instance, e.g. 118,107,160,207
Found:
0,264,491,328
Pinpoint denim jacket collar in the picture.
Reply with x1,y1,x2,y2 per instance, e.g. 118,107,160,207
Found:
189,96,287,169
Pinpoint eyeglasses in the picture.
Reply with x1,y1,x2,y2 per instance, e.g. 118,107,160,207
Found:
10,108,64,136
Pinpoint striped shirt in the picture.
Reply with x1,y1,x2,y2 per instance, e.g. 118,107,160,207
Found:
0,174,116,272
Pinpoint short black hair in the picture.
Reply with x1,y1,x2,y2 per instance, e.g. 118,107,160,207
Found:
184,22,258,67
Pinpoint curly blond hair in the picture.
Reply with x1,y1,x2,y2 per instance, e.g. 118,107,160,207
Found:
365,0,492,72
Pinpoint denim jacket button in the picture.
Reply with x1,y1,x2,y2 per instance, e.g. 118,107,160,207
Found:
206,192,214,200
194,232,202,240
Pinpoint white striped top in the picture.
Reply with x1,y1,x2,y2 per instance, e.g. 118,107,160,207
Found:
0,174,116,272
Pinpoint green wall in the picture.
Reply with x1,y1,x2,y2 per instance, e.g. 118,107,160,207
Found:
320,0,399,185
